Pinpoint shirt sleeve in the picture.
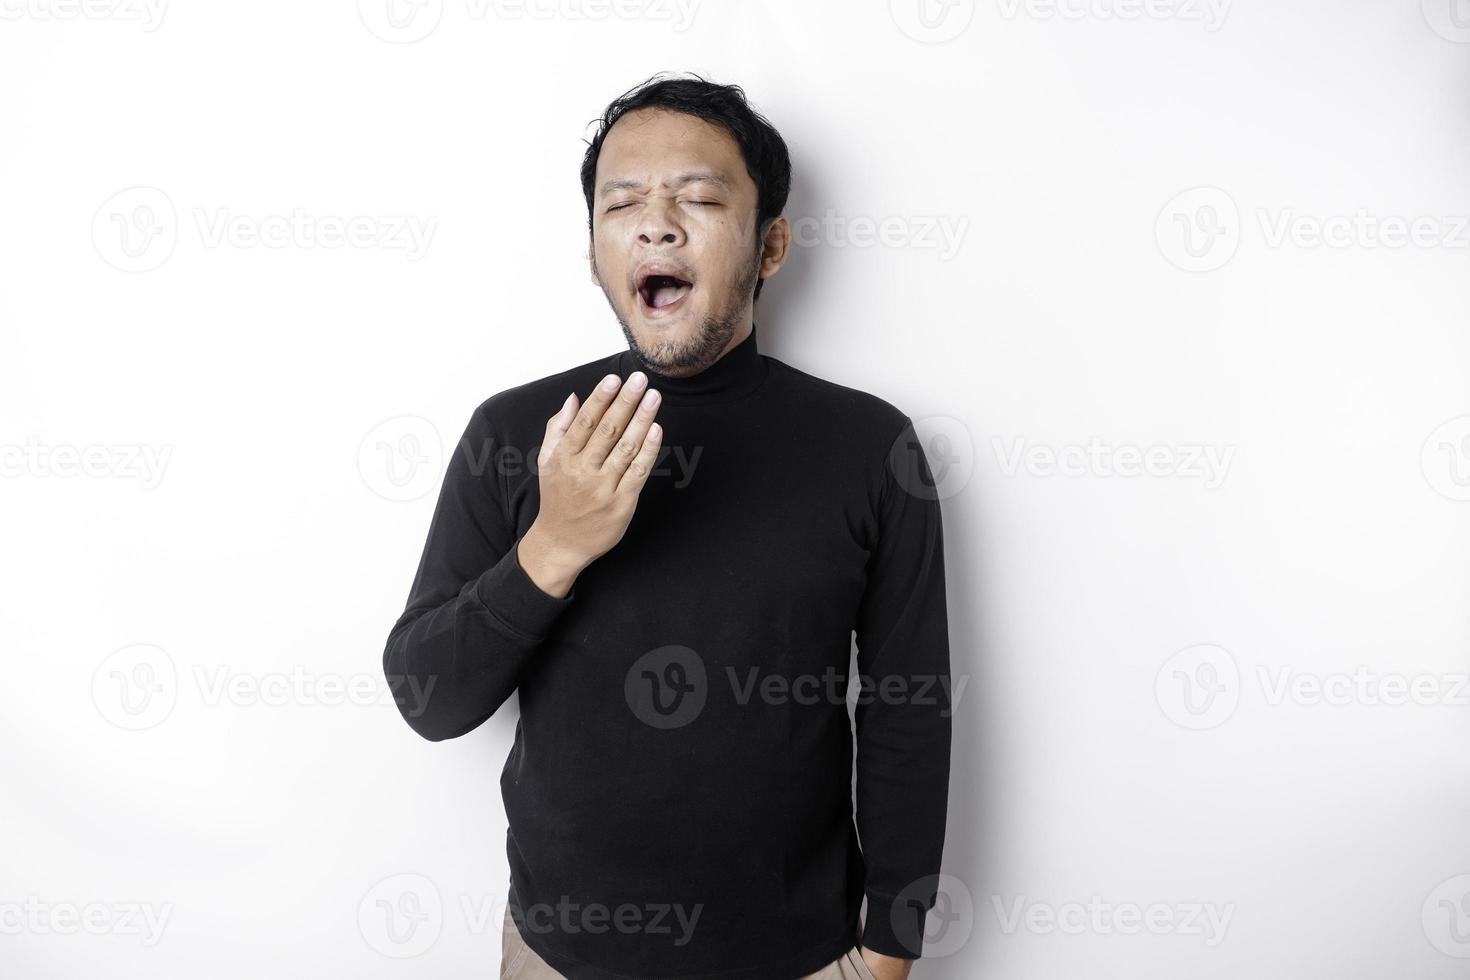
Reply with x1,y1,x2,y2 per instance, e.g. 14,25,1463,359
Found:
853,416,954,959
382,401,576,741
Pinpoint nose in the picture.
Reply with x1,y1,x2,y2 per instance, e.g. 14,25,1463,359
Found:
635,197,686,247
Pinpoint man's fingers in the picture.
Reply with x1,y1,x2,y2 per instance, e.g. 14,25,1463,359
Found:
539,392,578,466
582,372,649,468
557,373,625,456
601,387,661,477
616,422,662,497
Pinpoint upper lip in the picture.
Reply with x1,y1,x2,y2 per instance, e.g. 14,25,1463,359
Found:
634,260,696,294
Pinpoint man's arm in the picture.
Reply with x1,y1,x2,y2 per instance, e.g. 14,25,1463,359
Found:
853,417,954,977
382,402,577,741
383,372,662,741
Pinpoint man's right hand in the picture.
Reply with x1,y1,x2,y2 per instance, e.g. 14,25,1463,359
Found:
516,370,662,598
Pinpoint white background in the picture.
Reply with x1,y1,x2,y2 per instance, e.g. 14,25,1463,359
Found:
3,1,1470,977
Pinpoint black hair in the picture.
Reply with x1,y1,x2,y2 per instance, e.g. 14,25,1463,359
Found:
580,72,791,302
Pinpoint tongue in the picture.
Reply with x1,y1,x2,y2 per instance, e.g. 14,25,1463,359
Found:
650,282,690,308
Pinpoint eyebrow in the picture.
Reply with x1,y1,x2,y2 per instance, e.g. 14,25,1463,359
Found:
599,171,731,199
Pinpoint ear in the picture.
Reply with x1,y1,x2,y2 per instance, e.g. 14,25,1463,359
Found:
758,215,791,282
588,235,601,287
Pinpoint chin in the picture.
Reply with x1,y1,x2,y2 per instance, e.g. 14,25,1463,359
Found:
632,306,701,344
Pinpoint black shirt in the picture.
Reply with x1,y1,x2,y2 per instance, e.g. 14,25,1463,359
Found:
384,324,953,979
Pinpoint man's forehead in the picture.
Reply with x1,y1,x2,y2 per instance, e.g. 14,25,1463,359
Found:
596,109,748,190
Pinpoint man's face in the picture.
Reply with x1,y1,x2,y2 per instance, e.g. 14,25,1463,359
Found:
589,107,786,377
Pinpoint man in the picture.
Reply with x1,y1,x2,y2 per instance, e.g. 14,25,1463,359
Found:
384,73,953,980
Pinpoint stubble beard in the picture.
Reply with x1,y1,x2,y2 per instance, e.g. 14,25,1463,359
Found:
599,244,763,379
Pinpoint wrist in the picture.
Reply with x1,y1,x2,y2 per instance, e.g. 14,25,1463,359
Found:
517,524,584,599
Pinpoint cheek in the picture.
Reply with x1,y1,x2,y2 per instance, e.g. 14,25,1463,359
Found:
593,232,628,281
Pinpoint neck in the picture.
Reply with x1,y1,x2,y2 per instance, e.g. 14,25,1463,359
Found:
616,322,767,407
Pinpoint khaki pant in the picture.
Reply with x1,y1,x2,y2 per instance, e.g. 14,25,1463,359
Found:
500,907,879,980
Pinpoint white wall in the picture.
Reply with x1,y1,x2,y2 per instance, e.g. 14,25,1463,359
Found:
3,1,1469,977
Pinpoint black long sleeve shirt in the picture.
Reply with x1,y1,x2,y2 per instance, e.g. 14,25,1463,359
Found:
383,324,952,979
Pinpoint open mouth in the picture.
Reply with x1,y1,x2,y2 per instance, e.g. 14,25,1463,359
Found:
636,268,695,316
